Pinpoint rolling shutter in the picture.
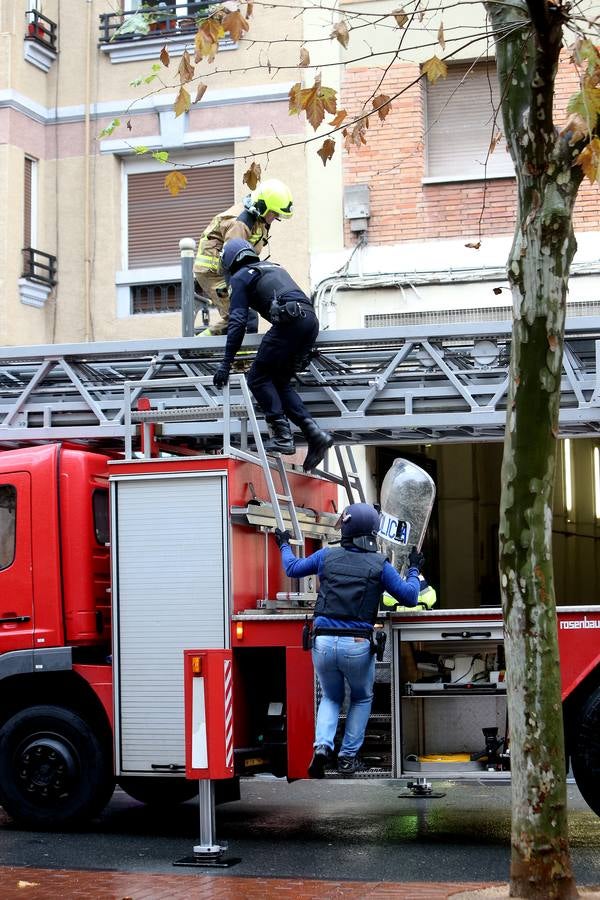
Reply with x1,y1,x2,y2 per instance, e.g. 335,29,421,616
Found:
425,62,514,180
23,157,33,247
127,164,234,268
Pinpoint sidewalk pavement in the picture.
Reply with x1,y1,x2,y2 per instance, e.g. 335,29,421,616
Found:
0,868,496,899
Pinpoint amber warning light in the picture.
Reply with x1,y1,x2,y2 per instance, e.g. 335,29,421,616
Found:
191,656,203,676
236,622,244,640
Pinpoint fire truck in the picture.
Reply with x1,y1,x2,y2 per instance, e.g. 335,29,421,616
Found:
0,316,600,851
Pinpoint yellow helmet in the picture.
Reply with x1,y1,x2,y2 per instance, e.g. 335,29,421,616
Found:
250,179,294,219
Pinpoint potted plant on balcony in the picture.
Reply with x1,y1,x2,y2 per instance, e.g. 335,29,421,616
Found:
27,21,45,39
148,2,177,32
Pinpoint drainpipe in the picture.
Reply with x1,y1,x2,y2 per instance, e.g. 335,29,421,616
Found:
83,0,93,341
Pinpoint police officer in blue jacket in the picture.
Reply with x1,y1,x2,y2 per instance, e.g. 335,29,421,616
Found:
274,503,424,777
212,238,333,471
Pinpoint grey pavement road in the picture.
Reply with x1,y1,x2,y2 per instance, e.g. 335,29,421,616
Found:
1,779,599,887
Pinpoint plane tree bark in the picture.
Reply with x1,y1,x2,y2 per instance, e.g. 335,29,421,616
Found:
485,0,589,896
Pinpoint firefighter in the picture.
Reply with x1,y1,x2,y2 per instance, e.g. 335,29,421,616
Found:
382,576,437,610
274,503,424,777
212,238,334,471
194,178,293,336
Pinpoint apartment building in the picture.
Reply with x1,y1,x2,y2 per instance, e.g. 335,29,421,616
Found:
0,1,310,346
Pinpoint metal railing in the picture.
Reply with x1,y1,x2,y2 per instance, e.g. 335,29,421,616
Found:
99,2,211,44
25,9,58,51
21,248,57,287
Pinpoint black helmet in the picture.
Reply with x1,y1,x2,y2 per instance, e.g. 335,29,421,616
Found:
339,503,381,551
221,238,259,276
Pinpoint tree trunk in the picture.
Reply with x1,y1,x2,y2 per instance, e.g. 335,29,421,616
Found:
485,0,583,896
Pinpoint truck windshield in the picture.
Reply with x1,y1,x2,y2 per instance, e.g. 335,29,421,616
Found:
0,484,16,569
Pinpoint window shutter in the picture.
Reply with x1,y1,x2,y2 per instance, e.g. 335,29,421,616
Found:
23,157,32,247
127,165,234,268
425,62,514,180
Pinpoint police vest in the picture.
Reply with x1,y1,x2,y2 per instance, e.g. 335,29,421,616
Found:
250,262,309,306
313,547,386,624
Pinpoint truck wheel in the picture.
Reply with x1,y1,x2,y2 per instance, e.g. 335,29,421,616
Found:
118,777,198,806
0,705,114,828
571,685,600,816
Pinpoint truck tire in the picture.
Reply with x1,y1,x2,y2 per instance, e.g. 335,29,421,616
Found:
118,776,198,806
571,685,600,817
0,705,114,828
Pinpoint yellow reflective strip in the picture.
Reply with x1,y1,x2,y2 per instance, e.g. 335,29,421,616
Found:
195,254,221,272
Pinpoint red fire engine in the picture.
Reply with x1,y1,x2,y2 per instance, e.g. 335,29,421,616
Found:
0,328,599,853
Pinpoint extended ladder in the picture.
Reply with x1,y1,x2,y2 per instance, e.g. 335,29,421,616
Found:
2,318,600,446
125,373,305,545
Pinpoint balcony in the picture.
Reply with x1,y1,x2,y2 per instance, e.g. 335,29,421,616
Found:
19,249,57,309
98,3,235,64
24,9,58,72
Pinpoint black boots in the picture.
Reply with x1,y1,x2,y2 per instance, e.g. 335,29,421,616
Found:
300,418,334,472
264,415,295,455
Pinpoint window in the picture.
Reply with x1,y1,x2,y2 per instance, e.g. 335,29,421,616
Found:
0,486,17,570
23,155,36,249
127,164,234,269
93,490,109,546
124,162,233,314
424,61,514,182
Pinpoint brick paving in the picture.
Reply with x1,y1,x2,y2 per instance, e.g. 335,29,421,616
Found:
0,868,496,899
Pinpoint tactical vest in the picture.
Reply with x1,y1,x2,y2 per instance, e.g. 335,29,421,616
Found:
313,547,386,624
249,262,308,308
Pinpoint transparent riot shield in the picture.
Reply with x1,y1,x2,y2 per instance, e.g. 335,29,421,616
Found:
377,458,436,573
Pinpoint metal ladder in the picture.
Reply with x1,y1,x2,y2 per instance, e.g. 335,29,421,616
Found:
124,373,304,546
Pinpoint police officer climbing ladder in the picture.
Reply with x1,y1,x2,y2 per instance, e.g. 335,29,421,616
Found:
212,238,334,472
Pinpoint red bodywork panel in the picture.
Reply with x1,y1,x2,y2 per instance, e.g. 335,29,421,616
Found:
557,610,600,700
0,444,111,652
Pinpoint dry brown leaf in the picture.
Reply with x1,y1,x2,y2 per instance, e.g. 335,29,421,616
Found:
243,162,262,190
178,49,194,85
246,2,254,17
299,47,310,67
391,7,408,27
465,241,481,250
195,19,224,62
160,45,170,67
437,21,445,50
560,113,589,144
289,76,337,130
126,119,132,131
372,94,392,122
317,138,336,166
575,136,600,183
223,10,249,42
331,20,350,49
422,55,448,83
174,86,191,117
195,82,208,103
489,131,502,154
165,170,188,197
329,109,347,127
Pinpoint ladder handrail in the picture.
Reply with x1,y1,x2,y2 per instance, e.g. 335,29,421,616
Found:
123,373,306,549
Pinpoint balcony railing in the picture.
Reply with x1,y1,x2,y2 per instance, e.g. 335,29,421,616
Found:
25,10,58,52
21,249,57,287
99,3,211,44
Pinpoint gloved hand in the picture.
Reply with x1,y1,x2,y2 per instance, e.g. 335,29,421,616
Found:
274,528,291,548
213,364,230,388
408,546,425,570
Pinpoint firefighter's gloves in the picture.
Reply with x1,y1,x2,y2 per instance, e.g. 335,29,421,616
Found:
275,528,291,548
408,546,425,571
213,364,231,388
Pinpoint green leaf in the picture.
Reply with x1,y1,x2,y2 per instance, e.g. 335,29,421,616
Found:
152,151,169,163
111,11,150,40
97,118,120,139
133,145,149,155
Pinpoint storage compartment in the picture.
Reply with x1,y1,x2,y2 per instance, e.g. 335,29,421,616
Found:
233,647,288,777
395,622,509,777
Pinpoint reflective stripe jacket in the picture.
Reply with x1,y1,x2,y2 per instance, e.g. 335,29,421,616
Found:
194,204,268,275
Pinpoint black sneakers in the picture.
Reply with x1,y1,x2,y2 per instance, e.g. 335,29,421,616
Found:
337,756,367,775
308,744,330,779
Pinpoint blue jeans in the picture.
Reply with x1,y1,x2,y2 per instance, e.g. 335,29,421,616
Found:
312,635,375,757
